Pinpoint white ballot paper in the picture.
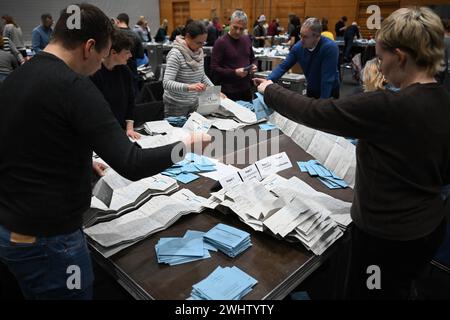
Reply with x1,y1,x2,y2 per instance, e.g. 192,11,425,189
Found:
183,112,212,133
255,152,292,178
197,85,221,116
220,98,257,124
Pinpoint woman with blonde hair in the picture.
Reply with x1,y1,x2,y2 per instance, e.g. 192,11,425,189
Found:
256,7,449,299
362,57,386,92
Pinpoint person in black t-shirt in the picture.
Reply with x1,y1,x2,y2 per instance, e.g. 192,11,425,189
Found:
335,16,347,39
91,31,141,140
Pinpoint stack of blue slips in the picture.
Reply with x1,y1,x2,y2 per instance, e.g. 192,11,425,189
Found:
298,160,348,189
162,153,217,184
203,224,252,258
189,266,257,300
155,230,218,266
165,116,187,127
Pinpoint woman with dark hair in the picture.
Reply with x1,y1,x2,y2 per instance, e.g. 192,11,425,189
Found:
163,20,224,117
1,15,26,58
285,15,301,47
91,31,141,139
321,17,334,40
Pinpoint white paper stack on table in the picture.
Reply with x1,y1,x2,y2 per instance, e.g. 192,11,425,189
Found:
203,224,252,258
205,154,352,255
268,112,356,188
84,189,211,257
90,168,179,213
188,266,258,300
155,230,217,266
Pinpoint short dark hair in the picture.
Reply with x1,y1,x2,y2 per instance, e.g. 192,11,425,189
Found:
116,13,129,25
52,3,114,51
41,13,52,21
342,16,348,22
110,29,133,53
184,20,207,38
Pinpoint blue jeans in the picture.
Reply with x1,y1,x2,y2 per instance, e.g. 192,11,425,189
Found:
0,226,94,300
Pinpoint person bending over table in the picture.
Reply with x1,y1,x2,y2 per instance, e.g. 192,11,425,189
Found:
91,30,141,140
255,7,449,299
0,4,211,300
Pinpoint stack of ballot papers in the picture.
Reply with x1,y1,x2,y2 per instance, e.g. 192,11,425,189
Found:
166,116,187,127
203,224,252,258
162,153,218,184
188,266,258,300
89,170,179,219
235,93,273,121
135,127,190,149
268,112,356,188
207,173,352,255
143,120,174,135
155,230,217,266
298,160,348,189
84,189,215,257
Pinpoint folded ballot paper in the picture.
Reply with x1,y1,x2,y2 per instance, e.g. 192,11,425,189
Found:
188,266,258,300
162,153,219,184
203,224,252,258
156,230,217,266
298,160,348,189
84,189,214,257
89,170,179,226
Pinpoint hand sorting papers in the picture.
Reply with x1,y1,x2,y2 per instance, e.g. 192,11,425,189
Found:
298,160,348,189
204,224,252,258
162,153,218,184
156,230,217,266
188,266,257,300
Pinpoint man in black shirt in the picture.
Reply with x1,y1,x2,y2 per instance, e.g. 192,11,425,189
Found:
0,4,210,300
343,21,361,62
335,16,347,39
91,31,141,140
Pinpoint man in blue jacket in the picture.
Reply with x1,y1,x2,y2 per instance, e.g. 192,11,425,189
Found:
268,17,340,99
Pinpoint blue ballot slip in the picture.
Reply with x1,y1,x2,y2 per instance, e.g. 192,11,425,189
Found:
259,123,277,131
188,266,258,300
175,173,199,184
297,160,348,189
253,92,274,121
204,224,252,258
156,230,218,266
162,153,217,184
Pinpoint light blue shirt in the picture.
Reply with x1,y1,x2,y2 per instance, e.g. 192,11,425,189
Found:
32,25,52,53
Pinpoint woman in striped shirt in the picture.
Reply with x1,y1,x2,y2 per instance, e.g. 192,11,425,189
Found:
163,20,224,117
0,34,24,65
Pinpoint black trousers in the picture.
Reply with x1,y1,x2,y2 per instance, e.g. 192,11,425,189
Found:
344,221,446,300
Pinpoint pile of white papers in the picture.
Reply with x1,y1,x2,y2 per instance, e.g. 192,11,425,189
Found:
204,224,252,258
144,120,174,135
155,230,217,266
188,266,258,300
84,189,213,256
207,171,352,255
135,127,190,149
91,169,178,212
268,112,356,187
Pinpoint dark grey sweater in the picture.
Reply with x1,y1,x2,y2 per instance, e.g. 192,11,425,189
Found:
265,82,450,241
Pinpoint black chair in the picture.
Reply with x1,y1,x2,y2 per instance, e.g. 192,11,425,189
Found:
133,101,165,127
136,81,164,103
